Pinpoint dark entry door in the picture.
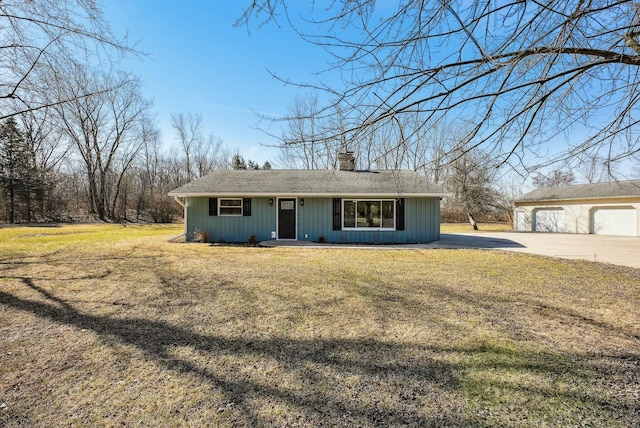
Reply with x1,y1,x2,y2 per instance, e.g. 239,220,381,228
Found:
278,198,296,239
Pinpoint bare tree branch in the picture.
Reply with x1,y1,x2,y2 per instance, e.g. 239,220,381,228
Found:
241,0,640,173
0,0,140,119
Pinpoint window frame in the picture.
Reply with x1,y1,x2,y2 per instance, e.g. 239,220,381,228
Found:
342,199,396,231
218,197,243,216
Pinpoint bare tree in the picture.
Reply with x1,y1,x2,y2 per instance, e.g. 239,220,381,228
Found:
18,108,70,219
55,63,150,220
278,94,331,169
363,111,438,172
135,117,161,219
239,1,640,173
443,143,504,228
19,108,70,174
576,153,609,183
0,0,137,120
171,112,203,181
195,133,226,176
171,112,229,180
278,94,443,172
134,119,192,222
532,169,576,188
425,121,451,185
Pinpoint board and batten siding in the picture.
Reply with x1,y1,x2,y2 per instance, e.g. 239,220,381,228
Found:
185,196,441,243
300,197,441,243
185,197,276,242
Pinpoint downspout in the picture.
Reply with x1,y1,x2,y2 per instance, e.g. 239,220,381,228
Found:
173,196,187,240
173,196,185,209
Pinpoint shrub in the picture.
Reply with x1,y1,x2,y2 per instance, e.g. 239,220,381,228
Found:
148,195,181,223
193,229,208,243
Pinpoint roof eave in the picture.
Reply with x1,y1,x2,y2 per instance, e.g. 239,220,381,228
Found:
168,191,449,198
515,194,640,204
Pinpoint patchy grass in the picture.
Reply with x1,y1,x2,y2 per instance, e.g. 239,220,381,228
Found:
441,222,512,233
1,224,638,427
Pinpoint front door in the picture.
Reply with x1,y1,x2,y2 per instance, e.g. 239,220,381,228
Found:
277,198,296,239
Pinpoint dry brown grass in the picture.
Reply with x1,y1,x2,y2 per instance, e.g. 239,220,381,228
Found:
441,222,512,233
1,224,638,427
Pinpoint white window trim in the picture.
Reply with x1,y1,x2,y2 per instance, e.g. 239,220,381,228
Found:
218,197,243,216
342,199,396,231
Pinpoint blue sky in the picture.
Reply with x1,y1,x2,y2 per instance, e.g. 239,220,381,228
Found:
101,2,637,180
103,1,331,164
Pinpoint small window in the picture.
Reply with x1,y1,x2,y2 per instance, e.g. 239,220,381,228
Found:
280,200,295,210
218,198,243,216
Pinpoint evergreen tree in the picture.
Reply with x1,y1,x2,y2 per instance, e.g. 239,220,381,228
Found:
0,118,33,222
233,153,272,171
232,154,247,170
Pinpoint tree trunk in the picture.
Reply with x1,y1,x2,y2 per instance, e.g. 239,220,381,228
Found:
25,190,32,222
97,168,108,220
8,185,15,223
467,212,478,231
86,168,105,220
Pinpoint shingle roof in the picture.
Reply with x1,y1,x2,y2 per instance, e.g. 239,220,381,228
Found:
168,169,445,197
515,179,640,203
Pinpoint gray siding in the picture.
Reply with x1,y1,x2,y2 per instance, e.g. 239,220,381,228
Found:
185,196,440,243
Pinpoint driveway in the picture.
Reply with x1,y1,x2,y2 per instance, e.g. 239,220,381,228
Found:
261,232,640,269
438,232,640,269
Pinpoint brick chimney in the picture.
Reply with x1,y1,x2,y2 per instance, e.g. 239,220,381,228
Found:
338,152,355,171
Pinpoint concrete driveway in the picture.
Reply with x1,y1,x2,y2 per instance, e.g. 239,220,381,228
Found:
438,232,640,269
261,232,640,269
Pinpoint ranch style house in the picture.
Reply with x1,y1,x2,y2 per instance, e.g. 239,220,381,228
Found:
169,154,446,244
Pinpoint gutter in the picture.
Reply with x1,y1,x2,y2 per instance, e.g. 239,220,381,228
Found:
173,196,186,208
168,192,452,198
172,196,188,240
514,195,640,205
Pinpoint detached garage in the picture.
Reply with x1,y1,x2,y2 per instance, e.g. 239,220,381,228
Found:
514,180,640,237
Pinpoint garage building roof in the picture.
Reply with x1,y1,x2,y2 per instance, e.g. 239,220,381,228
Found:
516,179,640,203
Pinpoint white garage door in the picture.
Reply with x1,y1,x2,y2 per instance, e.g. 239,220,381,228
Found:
592,208,638,236
534,208,565,232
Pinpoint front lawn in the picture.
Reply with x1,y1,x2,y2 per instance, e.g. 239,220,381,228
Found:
0,224,638,426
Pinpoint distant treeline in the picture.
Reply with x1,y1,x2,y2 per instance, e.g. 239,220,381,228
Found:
0,113,270,224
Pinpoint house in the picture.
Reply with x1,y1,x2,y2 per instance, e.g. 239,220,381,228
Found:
168,154,446,243
513,180,640,236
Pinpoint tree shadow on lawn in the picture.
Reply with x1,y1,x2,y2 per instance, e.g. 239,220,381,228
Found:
432,283,640,342
1,277,638,426
0,277,465,426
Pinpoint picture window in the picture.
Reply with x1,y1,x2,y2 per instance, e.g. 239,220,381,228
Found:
342,199,395,230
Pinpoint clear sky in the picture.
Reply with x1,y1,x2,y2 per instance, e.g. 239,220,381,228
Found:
102,1,331,164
